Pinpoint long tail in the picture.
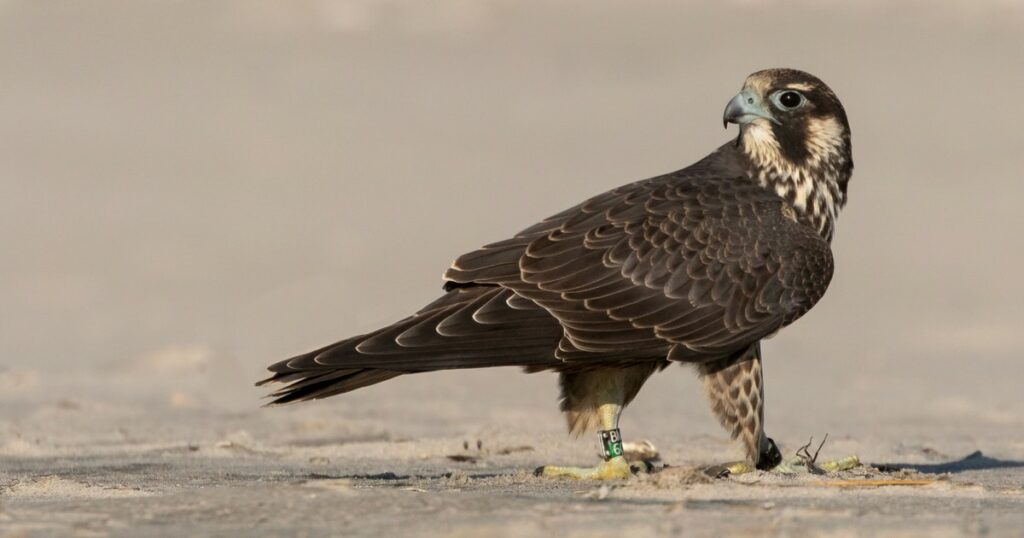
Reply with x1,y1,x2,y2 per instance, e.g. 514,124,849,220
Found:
257,285,564,405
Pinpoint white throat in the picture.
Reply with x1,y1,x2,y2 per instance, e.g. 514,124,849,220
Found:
740,117,848,241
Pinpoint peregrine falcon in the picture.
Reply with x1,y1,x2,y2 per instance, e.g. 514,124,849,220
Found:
259,68,853,479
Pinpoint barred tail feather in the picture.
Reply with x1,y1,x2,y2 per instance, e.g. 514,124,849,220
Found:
258,285,564,404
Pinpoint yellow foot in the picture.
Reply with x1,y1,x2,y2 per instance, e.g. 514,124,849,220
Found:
703,461,757,478
705,455,861,477
535,456,632,480
703,436,783,477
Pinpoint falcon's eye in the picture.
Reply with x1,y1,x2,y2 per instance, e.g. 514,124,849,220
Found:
772,90,805,111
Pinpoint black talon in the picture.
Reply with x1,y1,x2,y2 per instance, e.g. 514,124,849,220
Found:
756,437,783,471
533,466,546,477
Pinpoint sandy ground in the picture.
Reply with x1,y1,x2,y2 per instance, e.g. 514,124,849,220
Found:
2,358,1024,537
2,1,1024,536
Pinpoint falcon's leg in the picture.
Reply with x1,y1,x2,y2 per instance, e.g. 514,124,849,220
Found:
698,345,861,476
536,364,658,480
698,343,783,475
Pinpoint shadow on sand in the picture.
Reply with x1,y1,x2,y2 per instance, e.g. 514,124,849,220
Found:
876,450,1024,474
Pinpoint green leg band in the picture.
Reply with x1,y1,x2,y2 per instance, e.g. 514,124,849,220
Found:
599,428,624,460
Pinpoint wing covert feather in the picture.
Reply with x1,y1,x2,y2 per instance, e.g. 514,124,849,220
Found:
444,147,834,362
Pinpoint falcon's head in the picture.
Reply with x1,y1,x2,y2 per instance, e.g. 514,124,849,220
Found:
723,68,852,241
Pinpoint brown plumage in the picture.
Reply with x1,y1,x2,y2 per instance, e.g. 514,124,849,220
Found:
259,68,853,470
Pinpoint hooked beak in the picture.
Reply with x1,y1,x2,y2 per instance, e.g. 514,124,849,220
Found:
723,90,780,128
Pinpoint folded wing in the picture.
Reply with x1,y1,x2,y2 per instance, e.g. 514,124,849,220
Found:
445,168,833,362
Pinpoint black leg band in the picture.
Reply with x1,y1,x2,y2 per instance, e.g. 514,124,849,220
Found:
599,428,624,460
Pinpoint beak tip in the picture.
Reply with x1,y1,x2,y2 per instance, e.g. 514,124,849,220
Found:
723,90,776,128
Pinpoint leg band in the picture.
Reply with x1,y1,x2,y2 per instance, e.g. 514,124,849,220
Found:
599,428,624,460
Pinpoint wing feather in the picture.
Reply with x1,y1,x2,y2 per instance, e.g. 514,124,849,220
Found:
263,143,836,404
444,144,833,362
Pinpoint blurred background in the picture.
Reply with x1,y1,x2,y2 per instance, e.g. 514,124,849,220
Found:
1,0,1022,448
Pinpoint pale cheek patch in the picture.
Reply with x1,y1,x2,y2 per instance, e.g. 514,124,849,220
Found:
805,117,846,162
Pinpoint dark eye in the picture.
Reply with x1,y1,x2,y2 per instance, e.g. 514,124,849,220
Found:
774,90,804,110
